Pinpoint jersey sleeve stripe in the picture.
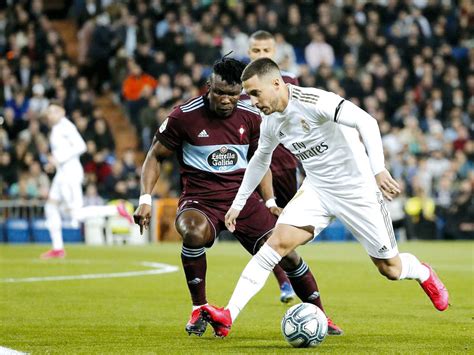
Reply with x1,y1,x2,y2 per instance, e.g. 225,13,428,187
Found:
295,93,319,101
180,97,203,110
237,105,260,115
237,102,260,114
292,93,319,105
291,88,319,104
182,102,204,112
334,99,345,122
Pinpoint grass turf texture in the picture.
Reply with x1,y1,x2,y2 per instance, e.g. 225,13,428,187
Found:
1,241,472,354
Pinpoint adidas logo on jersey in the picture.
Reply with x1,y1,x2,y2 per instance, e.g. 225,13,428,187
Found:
279,131,285,138
198,129,209,138
378,245,389,253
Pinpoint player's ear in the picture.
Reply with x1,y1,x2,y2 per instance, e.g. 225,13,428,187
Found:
272,78,280,90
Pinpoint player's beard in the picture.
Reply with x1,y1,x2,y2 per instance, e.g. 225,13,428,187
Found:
269,96,280,114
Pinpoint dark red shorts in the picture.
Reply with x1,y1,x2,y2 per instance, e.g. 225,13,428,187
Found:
272,168,298,208
177,192,277,254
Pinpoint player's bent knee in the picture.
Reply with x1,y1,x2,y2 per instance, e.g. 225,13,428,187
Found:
180,229,209,248
267,237,293,257
176,212,212,247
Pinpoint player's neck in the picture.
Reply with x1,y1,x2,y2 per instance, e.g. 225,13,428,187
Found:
276,85,290,113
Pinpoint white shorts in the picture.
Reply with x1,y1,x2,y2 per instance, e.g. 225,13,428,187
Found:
49,174,83,212
277,181,399,259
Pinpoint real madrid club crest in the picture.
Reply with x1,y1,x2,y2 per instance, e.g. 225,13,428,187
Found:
301,119,310,133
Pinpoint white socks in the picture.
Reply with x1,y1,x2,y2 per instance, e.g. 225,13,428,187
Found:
73,205,118,221
193,304,208,311
399,253,430,282
226,243,282,322
45,202,63,250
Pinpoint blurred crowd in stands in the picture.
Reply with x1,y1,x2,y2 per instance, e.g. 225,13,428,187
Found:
0,0,472,239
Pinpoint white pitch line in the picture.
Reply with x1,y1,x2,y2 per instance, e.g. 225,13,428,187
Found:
0,346,28,354
0,262,178,283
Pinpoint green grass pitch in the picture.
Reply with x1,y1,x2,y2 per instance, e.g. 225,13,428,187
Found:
1,241,472,354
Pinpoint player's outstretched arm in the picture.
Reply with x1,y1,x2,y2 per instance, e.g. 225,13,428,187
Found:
134,138,173,234
226,148,273,231
334,99,401,198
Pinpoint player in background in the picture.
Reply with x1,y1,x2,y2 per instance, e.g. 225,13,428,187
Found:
133,57,342,337
41,104,133,259
201,58,449,337
242,30,300,303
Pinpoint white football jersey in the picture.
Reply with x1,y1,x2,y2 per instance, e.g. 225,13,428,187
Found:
50,117,86,179
258,85,379,193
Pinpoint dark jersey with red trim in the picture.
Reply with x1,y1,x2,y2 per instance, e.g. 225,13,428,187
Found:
155,96,262,202
240,70,299,171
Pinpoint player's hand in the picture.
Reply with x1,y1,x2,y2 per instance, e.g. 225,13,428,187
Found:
375,169,401,201
133,204,152,235
269,206,283,217
225,208,240,233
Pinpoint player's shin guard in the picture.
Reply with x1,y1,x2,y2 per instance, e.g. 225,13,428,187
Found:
181,246,207,306
286,259,325,313
45,202,63,250
227,243,282,322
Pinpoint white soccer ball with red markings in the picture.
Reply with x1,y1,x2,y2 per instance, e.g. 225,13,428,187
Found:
281,303,328,347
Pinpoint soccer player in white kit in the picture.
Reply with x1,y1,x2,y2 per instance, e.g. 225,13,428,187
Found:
200,58,449,337
41,104,133,259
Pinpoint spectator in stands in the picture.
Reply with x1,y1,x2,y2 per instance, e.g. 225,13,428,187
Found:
139,95,159,150
27,161,50,199
155,74,173,105
104,160,125,198
0,151,16,196
121,60,157,125
16,55,34,89
405,177,437,240
304,29,334,72
28,83,49,116
83,183,104,207
122,149,138,177
8,170,35,199
221,25,249,60
86,12,113,91
92,118,114,155
6,90,30,121
274,33,298,74
444,180,474,240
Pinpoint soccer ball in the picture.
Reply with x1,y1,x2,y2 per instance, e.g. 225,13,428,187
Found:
281,303,328,348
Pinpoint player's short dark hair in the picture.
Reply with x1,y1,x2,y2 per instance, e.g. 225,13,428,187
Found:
241,57,280,82
212,56,246,86
249,30,274,41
